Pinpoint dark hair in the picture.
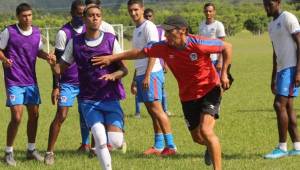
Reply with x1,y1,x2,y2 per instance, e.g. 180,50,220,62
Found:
83,4,101,16
71,0,84,13
127,0,143,7
144,8,154,15
85,0,101,5
16,3,32,16
204,2,215,10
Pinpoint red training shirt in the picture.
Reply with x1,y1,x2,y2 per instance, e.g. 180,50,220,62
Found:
143,34,224,102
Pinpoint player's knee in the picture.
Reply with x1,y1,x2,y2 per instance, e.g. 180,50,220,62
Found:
107,132,124,149
28,112,39,122
192,136,205,145
199,126,214,140
273,100,282,111
191,132,205,145
91,123,107,146
57,112,67,123
11,115,22,124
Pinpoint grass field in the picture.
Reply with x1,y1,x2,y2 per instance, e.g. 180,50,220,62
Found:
0,31,300,170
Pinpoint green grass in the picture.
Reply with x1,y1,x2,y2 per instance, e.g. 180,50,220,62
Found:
0,30,300,169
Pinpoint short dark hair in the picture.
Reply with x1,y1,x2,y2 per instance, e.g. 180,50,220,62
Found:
204,2,215,10
16,3,32,16
144,8,154,15
71,0,84,13
85,0,101,5
83,4,101,16
127,0,143,7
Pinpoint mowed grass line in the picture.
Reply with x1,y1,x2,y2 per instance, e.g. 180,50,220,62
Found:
0,31,300,169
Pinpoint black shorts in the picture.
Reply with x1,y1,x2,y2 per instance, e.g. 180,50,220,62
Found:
181,86,221,131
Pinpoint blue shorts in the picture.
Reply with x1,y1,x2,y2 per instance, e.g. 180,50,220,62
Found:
58,83,80,107
78,100,124,129
276,67,299,97
6,85,41,107
136,70,164,102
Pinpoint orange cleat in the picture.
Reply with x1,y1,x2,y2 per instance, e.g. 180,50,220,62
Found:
143,147,163,156
161,147,177,156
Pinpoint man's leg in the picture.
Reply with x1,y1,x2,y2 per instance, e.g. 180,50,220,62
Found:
26,105,44,161
91,123,112,170
286,97,300,155
144,101,176,155
6,105,23,148
47,107,69,152
5,105,23,166
44,106,69,165
264,95,289,159
79,105,91,150
107,125,126,153
198,113,221,170
135,95,141,118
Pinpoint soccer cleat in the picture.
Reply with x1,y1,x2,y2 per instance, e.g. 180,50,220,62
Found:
4,152,16,166
264,148,288,159
165,111,172,116
26,149,44,162
143,147,163,155
135,112,141,119
288,149,300,156
161,147,177,156
204,149,212,166
44,152,55,165
89,148,97,158
77,144,91,153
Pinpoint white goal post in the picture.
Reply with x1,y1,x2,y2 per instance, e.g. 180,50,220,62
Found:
41,24,124,53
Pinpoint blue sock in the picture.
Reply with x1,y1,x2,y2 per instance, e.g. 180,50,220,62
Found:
154,133,164,150
135,95,141,113
79,111,90,144
164,133,176,149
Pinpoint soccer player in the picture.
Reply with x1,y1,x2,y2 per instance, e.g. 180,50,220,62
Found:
0,3,54,166
91,15,232,170
198,2,226,73
44,0,85,165
127,0,176,156
50,4,127,170
82,0,117,156
198,2,226,165
263,0,300,159
144,8,172,117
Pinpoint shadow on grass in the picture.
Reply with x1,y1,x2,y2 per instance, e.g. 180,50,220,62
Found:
236,109,273,113
125,114,183,119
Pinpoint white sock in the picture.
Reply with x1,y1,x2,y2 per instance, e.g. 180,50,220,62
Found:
91,123,112,170
5,146,13,153
107,132,124,149
278,142,287,151
293,142,300,150
28,143,36,151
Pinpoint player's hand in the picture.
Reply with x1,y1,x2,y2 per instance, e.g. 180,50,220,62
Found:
216,62,222,72
99,74,116,81
271,81,276,95
131,81,137,95
2,58,13,68
221,73,230,90
51,88,60,105
295,72,300,87
142,76,150,91
91,55,112,68
48,52,56,66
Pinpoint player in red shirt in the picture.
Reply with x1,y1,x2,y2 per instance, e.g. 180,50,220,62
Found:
91,15,232,170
